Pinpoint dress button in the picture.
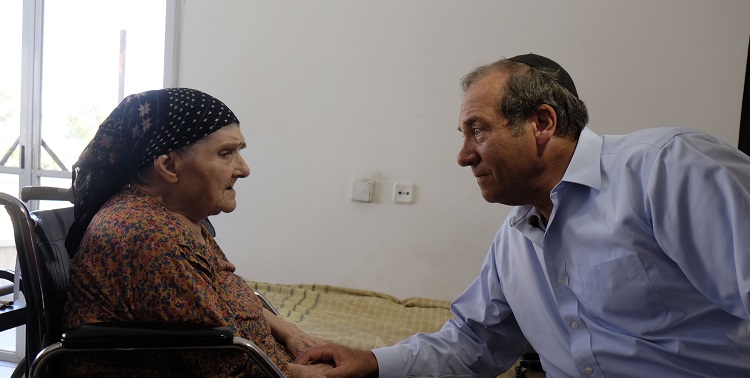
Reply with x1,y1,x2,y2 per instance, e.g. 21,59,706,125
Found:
571,321,579,329
585,367,593,375
557,276,564,283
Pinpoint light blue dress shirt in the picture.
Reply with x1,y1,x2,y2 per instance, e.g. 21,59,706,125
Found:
373,127,750,377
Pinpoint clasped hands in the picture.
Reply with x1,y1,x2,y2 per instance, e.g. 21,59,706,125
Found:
264,309,378,377
292,343,379,378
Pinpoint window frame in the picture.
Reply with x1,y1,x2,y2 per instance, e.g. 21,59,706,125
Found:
0,0,179,200
0,0,179,363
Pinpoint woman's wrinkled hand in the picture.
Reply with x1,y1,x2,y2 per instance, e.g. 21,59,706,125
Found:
262,308,327,358
284,329,328,358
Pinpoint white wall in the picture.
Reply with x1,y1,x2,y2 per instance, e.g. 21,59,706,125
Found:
175,0,750,300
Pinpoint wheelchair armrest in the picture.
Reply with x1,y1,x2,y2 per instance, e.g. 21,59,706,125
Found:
0,269,19,297
61,323,234,349
0,269,16,283
39,323,286,377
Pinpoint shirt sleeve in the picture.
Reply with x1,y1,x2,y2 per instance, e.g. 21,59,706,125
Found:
647,131,750,320
373,242,527,377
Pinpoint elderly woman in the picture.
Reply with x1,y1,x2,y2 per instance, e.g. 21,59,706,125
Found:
62,88,329,377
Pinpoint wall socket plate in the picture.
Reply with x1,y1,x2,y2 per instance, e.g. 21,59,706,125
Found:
393,183,414,204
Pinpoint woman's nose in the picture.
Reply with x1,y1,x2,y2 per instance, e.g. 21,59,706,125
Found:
236,154,250,177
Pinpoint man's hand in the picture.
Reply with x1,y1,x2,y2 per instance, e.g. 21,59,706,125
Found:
294,343,378,378
286,361,335,378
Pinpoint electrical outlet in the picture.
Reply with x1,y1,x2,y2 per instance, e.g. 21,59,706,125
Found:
393,183,414,204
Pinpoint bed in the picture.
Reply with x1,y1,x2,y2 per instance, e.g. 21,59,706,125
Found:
248,281,543,377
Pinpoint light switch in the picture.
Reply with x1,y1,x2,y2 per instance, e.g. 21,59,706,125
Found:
351,178,374,202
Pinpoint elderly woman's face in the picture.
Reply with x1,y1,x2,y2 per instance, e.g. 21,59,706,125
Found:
172,124,250,220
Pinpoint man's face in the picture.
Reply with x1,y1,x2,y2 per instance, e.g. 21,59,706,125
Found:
457,71,541,205
172,124,250,220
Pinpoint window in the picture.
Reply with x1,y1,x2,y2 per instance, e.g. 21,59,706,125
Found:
0,0,175,363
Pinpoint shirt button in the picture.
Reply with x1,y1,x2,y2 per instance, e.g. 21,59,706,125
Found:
571,321,579,329
556,276,564,283
585,367,594,375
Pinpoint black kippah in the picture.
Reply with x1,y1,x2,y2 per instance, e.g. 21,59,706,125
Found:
507,53,578,98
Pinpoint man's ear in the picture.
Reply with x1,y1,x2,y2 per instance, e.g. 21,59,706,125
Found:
532,104,557,147
153,153,179,184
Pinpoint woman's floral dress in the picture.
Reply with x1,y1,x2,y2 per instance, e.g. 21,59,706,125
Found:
63,186,292,377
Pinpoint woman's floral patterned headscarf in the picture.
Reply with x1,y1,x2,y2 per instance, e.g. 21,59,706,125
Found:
65,88,239,255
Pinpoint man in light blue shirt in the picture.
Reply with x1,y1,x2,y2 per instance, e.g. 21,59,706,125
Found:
297,54,750,377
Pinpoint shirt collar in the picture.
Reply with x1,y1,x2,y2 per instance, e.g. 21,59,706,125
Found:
560,127,603,191
509,127,603,228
